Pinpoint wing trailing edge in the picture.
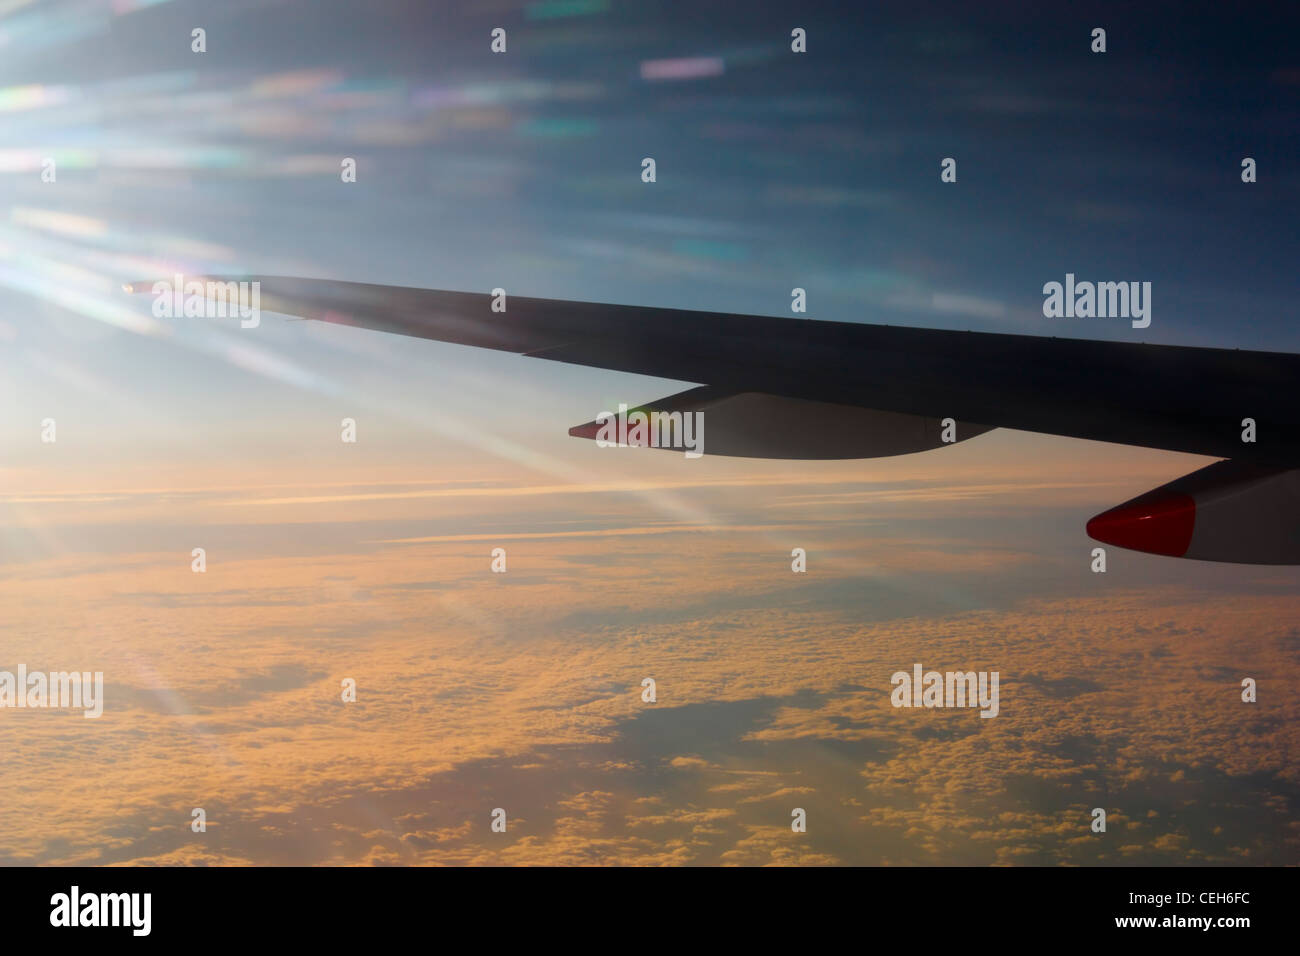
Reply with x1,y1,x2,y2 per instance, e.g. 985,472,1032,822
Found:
568,386,994,459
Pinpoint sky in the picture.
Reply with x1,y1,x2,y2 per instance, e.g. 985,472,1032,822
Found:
0,0,1297,865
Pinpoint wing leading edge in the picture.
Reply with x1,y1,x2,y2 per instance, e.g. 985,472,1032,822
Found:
125,276,1300,563
127,275,1300,466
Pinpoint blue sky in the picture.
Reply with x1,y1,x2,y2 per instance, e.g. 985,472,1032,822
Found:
3,1,1298,471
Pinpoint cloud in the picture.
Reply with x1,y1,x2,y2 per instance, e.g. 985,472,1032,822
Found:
2,500,1296,865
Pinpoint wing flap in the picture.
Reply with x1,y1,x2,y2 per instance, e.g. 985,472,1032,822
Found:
568,386,995,459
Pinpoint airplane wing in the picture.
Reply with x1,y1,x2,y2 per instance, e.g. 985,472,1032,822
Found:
126,276,1300,563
